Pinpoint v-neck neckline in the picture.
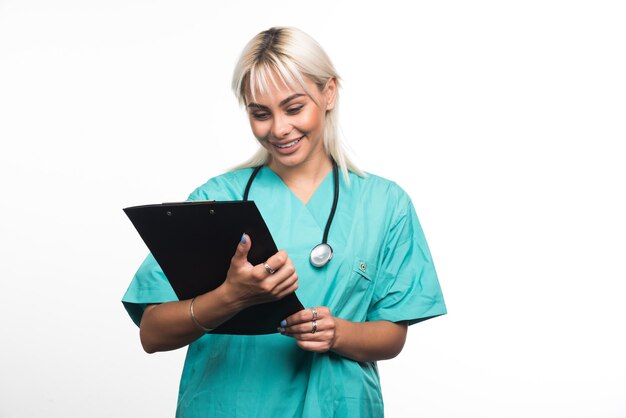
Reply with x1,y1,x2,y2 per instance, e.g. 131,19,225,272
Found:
263,165,334,207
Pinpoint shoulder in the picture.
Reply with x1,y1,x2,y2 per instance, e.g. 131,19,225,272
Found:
187,168,256,201
345,171,416,234
351,171,413,210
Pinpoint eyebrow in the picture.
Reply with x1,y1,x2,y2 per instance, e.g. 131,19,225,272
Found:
247,93,305,110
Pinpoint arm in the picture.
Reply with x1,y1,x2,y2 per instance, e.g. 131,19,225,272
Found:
139,286,244,353
280,307,408,362
332,318,407,362
140,234,299,353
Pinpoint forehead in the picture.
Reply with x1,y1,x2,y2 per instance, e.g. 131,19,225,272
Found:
245,67,316,105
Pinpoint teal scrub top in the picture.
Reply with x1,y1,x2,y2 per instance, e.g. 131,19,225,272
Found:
122,167,446,418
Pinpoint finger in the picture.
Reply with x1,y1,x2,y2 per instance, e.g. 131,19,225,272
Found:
289,329,332,342
284,318,330,335
283,306,329,326
279,307,304,331
252,256,294,285
275,280,299,300
264,250,288,273
231,233,251,266
283,309,310,326
272,272,298,298
247,262,296,304
295,339,333,353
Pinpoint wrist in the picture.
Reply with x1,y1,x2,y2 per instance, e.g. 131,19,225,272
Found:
190,296,213,333
216,281,248,312
330,317,347,353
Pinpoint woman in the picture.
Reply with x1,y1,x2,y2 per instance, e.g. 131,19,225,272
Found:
123,26,446,417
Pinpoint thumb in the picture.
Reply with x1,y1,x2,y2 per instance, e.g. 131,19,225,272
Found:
232,233,251,265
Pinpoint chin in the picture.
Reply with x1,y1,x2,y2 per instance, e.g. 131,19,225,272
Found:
271,154,306,168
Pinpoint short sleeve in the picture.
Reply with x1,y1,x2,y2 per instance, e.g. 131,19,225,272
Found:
367,199,447,325
122,253,179,327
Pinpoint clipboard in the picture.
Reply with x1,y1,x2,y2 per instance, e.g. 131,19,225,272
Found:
124,200,304,335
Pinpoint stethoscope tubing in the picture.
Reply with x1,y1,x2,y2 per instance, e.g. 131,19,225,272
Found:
243,159,339,267
322,160,339,245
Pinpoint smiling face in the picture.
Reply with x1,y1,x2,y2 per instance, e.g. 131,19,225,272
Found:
245,75,337,171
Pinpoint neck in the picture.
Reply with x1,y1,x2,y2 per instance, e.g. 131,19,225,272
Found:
269,154,333,186
268,154,333,204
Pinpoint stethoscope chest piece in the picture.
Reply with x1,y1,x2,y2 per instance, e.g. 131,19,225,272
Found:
310,243,334,268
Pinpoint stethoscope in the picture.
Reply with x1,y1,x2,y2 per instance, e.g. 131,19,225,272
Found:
243,159,339,268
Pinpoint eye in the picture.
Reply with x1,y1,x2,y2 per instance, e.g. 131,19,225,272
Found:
286,105,304,115
251,112,270,121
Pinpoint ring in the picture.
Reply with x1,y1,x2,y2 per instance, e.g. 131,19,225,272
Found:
311,320,318,334
263,262,276,274
311,307,318,321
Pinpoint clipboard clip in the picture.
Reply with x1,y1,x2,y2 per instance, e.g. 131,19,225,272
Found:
161,200,217,216
161,200,216,205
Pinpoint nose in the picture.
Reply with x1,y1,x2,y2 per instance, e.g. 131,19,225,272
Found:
271,114,292,139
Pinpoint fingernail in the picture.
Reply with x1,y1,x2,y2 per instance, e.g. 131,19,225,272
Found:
277,327,285,334
240,233,247,244
280,319,287,327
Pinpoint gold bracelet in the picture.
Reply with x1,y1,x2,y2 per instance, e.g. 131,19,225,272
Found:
189,296,213,333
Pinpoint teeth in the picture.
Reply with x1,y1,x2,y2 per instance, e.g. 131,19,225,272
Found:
276,138,301,148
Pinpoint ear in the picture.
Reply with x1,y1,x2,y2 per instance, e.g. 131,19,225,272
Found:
323,78,338,111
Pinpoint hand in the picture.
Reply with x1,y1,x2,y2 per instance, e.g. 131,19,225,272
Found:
222,234,299,308
279,306,337,353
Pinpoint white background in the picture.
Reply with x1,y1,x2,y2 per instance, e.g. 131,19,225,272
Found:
1,1,625,417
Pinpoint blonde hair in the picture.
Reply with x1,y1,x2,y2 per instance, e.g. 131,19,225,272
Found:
231,27,364,181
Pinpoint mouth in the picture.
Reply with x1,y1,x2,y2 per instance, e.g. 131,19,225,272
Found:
272,135,304,149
